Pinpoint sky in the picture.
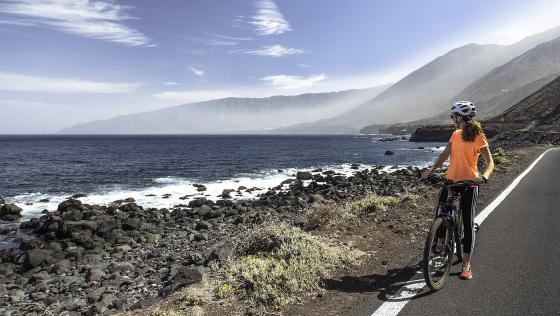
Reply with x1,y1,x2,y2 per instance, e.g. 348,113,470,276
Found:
1,0,560,133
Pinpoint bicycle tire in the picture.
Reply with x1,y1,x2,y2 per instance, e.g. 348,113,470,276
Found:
423,217,453,291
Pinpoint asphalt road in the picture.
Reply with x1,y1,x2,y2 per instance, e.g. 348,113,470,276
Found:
345,148,560,316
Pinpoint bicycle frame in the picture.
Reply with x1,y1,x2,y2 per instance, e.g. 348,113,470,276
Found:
436,182,476,253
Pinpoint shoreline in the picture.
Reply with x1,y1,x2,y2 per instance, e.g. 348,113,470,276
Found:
0,158,439,315
1,147,444,225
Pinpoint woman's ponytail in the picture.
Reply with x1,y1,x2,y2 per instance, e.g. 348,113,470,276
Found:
462,117,483,142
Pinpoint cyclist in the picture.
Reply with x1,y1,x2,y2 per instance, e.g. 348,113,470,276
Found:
421,101,495,280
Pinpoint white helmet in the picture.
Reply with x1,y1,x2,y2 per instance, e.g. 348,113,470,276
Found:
451,101,476,117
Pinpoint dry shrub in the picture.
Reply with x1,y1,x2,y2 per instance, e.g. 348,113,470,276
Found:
147,279,213,316
349,195,400,216
305,200,357,229
223,222,359,308
493,147,509,165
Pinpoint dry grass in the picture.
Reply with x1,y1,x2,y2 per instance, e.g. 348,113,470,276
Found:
305,193,417,230
146,280,214,316
222,222,360,309
493,147,510,165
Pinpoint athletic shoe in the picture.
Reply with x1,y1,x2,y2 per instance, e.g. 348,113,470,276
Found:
460,263,472,280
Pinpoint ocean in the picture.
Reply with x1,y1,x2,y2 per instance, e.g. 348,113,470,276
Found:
0,135,444,221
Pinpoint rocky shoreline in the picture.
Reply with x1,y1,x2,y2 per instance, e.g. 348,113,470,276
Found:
0,165,438,315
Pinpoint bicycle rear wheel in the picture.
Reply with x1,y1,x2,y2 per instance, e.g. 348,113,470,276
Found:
423,217,453,291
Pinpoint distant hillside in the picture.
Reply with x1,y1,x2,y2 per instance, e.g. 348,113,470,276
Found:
370,72,559,135
454,36,560,117
365,33,560,134
294,25,560,134
59,86,389,134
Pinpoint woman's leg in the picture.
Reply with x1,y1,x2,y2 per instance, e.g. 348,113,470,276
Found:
460,186,478,269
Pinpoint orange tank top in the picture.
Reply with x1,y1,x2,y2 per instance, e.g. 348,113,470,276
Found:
445,129,488,181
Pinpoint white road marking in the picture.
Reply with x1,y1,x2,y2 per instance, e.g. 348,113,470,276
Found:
370,148,557,316
474,148,556,225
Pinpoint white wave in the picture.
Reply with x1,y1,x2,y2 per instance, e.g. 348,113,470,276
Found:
4,161,426,220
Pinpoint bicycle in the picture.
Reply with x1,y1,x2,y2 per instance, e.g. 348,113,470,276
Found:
423,180,477,290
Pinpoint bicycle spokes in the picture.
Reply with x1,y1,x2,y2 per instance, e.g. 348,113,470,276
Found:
423,218,453,290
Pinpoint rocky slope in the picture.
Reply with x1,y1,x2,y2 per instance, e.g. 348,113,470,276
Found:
411,75,560,144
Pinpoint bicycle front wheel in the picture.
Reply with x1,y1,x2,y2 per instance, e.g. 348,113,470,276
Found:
423,217,453,291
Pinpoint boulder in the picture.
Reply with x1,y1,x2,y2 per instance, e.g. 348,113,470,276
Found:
384,150,395,156
19,239,44,251
195,220,212,230
296,171,313,180
160,267,203,297
25,249,54,269
62,209,83,221
196,205,212,218
122,218,141,231
188,199,204,208
220,189,235,199
0,204,23,221
119,203,143,213
0,263,14,276
96,220,121,237
193,184,207,192
205,242,236,264
57,199,85,213
86,268,106,282
52,259,72,273
31,271,50,283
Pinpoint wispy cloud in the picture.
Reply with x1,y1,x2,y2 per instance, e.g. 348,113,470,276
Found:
213,34,253,41
153,90,236,104
0,72,141,93
261,74,328,90
200,38,238,46
250,0,292,35
231,44,305,57
189,67,205,76
298,64,310,68
194,34,253,47
0,0,152,47
163,81,181,85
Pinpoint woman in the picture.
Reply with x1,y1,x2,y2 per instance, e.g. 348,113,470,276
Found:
421,101,495,280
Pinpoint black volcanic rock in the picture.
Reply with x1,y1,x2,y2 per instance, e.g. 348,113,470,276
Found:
0,204,23,221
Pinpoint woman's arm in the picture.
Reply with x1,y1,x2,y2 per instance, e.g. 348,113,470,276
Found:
421,142,451,179
479,146,495,180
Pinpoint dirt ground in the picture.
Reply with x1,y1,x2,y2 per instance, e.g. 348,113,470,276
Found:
283,145,549,316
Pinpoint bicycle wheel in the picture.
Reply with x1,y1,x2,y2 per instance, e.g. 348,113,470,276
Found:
455,210,464,262
423,217,453,291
